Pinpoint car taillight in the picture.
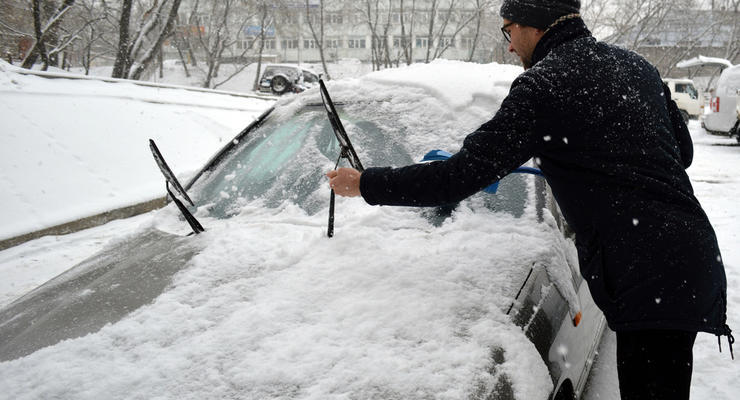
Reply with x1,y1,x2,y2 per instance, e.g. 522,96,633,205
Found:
710,97,720,112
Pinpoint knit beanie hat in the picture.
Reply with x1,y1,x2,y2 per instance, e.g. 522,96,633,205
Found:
500,0,581,30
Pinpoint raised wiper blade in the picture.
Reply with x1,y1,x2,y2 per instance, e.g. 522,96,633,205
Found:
149,139,205,235
150,139,195,206
319,80,363,172
319,79,364,238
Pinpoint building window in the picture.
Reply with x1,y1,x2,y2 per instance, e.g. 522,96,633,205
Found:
264,39,276,50
281,13,298,25
460,37,475,49
304,39,318,49
439,36,455,48
328,13,343,24
372,37,387,49
281,39,299,49
305,13,321,26
348,38,366,49
416,11,429,23
326,38,342,48
416,37,428,48
393,36,410,48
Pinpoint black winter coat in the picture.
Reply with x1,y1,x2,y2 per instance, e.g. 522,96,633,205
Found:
359,18,730,336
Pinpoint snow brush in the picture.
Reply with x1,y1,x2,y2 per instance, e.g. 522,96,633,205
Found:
420,149,543,194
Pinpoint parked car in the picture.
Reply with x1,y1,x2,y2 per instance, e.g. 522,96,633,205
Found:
257,64,320,95
704,64,740,135
0,62,605,400
663,78,703,123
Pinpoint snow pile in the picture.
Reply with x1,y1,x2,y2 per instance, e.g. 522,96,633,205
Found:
0,64,274,241
363,59,523,111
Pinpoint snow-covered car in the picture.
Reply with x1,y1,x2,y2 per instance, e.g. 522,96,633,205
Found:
0,61,605,400
704,64,740,136
663,78,703,123
258,64,320,95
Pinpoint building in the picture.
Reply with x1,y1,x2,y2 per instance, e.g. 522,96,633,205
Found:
172,0,503,67
608,8,739,78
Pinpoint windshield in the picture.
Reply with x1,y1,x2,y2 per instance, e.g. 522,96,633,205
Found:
675,83,698,100
190,101,530,220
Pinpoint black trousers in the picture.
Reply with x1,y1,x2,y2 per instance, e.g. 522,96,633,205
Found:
616,329,698,400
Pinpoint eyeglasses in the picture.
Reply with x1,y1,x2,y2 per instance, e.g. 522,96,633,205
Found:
501,22,515,43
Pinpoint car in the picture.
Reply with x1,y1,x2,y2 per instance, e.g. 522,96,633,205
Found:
0,61,605,400
704,64,740,136
257,64,320,95
663,78,703,123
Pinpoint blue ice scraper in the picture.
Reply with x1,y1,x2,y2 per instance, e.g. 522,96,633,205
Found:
420,149,543,194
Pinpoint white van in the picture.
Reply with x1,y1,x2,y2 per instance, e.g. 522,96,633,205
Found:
663,78,703,122
703,64,740,135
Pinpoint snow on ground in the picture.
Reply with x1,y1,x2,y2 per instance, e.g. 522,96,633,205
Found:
0,59,738,399
0,60,274,241
582,120,740,400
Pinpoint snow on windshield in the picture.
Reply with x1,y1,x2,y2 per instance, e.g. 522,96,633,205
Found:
0,61,562,399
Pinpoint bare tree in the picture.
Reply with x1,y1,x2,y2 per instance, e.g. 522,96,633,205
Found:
722,0,739,61
111,0,182,80
431,1,482,59
357,0,386,71
110,0,132,77
305,0,331,79
129,0,181,80
72,0,110,75
423,0,437,62
253,1,272,91
192,0,258,88
21,0,77,70
398,0,416,65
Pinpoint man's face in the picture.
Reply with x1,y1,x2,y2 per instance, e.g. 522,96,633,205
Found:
502,19,545,69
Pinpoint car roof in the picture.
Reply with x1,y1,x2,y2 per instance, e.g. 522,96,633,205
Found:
663,78,695,84
264,64,318,74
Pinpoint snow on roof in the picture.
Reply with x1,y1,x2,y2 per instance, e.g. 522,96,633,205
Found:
676,55,733,69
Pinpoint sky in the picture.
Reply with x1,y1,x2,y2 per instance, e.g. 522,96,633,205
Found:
0,58,738,399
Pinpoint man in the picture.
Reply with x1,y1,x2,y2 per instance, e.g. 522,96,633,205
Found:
327,0,732,399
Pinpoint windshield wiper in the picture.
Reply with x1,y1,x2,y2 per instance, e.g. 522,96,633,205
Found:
319,79,364,237
149,139,205,235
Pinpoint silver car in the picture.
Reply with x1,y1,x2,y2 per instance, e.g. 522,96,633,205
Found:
0,65,604,400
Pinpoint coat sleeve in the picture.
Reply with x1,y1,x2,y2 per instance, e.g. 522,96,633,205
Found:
360,74,542,207
662,83,693,168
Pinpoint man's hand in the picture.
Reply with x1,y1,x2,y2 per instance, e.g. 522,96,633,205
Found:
326,168,361,197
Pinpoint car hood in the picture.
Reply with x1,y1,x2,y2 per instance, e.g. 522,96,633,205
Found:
0,227,201,362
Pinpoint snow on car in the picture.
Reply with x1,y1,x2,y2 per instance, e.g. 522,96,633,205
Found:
0,60,604,400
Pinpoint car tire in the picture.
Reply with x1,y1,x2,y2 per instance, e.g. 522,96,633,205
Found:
731,121,740,143
679,110,689,124
271,75,290,95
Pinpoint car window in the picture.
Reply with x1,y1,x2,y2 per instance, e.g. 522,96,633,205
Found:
675,83,698,99
263,67,300,80
303,71,319,83
190,102,531,221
